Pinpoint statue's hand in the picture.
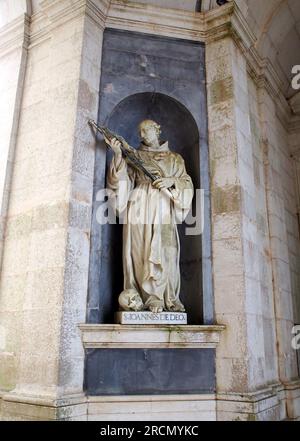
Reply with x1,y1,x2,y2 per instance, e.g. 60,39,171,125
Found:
152,177,175,189
107,137,122,155
104,137,122,168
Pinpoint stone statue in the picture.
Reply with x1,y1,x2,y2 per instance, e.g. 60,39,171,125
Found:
106,119,193,314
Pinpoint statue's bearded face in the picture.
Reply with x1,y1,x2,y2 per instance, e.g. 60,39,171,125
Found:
139,121,160,146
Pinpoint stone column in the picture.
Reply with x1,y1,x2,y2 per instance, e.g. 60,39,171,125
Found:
0,4,30,402
259,88,300,420
0,0,109,421
288,115,300,419
289,111,300,338
0,10,30,273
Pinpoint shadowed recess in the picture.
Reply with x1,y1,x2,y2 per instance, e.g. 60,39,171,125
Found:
101,92,202,325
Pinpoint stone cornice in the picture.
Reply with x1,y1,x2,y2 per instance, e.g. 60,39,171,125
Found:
106,0,205,40
0,13,30,57
38,0,110,28
208,3,290,127
0,0,294,130
29,0,110,48
106,1,291,123
224,2,291,130
205,1,255,47
85,0,111,28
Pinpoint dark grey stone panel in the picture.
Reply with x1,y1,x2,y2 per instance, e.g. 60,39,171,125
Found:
85,348,215,396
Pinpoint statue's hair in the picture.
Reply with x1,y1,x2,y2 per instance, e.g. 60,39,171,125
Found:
138,119,161,137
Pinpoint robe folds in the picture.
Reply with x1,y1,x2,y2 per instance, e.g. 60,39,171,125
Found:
107,141,193,311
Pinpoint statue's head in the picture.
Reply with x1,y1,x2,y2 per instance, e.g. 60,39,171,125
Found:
138,119,161,146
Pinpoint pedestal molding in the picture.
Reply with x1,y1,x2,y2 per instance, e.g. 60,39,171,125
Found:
86,393,217,421
0,392,87,421
217,381,300,420
1,391,86,407
79,324,226,349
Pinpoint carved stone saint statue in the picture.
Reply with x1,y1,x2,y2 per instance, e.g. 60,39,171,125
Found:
106,120,193,314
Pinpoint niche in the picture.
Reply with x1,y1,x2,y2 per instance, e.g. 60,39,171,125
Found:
87,28,212,326
91,92,202,324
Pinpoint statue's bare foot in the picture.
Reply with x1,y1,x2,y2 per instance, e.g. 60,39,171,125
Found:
149,305,163,313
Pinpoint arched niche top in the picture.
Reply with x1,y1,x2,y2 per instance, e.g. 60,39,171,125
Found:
105,92,200,188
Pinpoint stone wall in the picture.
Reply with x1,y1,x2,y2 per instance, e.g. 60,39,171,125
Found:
259,88,299,385
289,117,300,331
0,9,30,392
0,1,107,417
206,32,300,419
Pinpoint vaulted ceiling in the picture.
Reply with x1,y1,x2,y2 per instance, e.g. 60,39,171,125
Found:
240,0,300,99
130,0,300,101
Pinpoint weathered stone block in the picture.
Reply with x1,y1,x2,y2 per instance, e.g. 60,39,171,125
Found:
208,77,233,105
212,185,241,215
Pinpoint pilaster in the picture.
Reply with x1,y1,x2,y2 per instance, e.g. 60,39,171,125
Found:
205,32,286,420
0,0,108,420
0,13,30,271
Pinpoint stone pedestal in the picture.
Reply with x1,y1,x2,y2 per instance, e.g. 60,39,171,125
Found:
77,324,225,420
115,311,187,325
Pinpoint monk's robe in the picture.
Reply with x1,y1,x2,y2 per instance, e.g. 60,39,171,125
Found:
107,141,193,312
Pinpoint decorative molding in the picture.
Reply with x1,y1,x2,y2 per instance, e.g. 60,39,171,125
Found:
106,0,205,41
38,0,110,28
216,383,286,420
2,391,86,407
29,0,110,49
205,1,254,47
88,393,216,402
1,392,87,421
79,324,225,349
217,382,283,403
105,1,292,126
216,380,300,420
0,0,292,127
203,2,293,132
0,13,30,58
85,0,111,29
212,3,290,129
289,92,300,116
